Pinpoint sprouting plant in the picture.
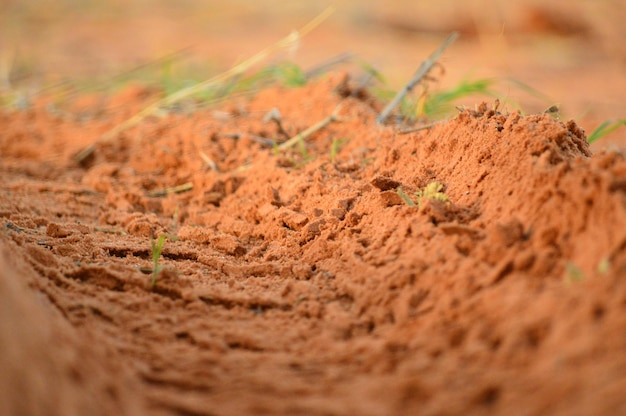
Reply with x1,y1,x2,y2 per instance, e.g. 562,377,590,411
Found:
170,205,180,229
415,182,448,208
565,261,585,284
373,78,497,121
297,139,310,160
293,140,316,167
272,61,307,87
397,187,416,207
587,119,626,144
597,258,610,275
272,141,280,157
359,61,386,84
150,234,167,289
74,8,335,163
419,79,495,119
397,182,449,208
330,137,347,163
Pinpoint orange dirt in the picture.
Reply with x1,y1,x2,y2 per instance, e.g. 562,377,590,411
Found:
2,74,626,415
2,1,626,415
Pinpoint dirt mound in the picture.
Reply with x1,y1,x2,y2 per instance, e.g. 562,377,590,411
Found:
1,75,626,415
0,242,143,415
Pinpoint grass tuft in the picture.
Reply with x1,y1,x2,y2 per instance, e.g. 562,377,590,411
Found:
397,182,449,208
597,258,610,275
415,182,448,208
564,261,585,284
272,61,307,87
419,79,495,119
74,7,335,163
330,137,347,163
150,235,167,289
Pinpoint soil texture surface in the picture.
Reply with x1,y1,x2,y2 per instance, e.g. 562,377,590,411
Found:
1,1,626,415
2,74,626,415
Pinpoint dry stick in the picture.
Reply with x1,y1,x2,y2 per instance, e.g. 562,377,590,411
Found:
277,103,345,151
376,32,459,125
220,132,275,146
74,6,335,164
199,150,218,171
147,182,193,198
229,103,344,171
263,108,290,139
303,52,354,80
398,122,437,135
94,227,127,235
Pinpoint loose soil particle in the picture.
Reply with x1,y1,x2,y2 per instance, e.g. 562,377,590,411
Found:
1,74,626,415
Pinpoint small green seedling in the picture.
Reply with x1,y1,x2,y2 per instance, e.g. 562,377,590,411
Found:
373,78,497,121
397,187,417,207
150,235,167,289
415,182,448,208
273,61,307,87
330,137,347,163
356,59,387,84
564,261,585,284
420,78,495,119
597,258,610,275
297,139,311,161
587,119,626,144
397,182,449,208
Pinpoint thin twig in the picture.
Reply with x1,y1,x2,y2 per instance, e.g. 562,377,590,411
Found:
199,150,218,171
398,123,437,135
277,103,344,150
231,163,253,174
376,32,459,125
94,227,127,235
147,182,193,197
263,108,290,139
219,132,276,146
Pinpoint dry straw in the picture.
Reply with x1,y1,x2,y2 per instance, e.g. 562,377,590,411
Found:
75,6,335,164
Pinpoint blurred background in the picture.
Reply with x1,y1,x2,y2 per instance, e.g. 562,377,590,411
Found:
1,0,625,147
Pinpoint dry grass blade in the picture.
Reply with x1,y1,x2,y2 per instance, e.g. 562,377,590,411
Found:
199,150,219,171
398,122,438,135
376,32,459,125
277,103,344,150
75,6,335,164
147,182,193,197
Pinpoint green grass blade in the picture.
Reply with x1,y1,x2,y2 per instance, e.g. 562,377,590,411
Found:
397,187,416,207
588,119,626,144
273,61,307,87
422,78,494,117
151,235,167,288
356,59,387,84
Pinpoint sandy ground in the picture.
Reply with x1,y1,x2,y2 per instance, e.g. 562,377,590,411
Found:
1,1,626,415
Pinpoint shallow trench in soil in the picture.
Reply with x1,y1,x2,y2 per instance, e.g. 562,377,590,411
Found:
1,74,626,415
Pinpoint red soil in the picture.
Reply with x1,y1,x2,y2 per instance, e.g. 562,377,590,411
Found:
2,73,626,415
2,1,626,414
